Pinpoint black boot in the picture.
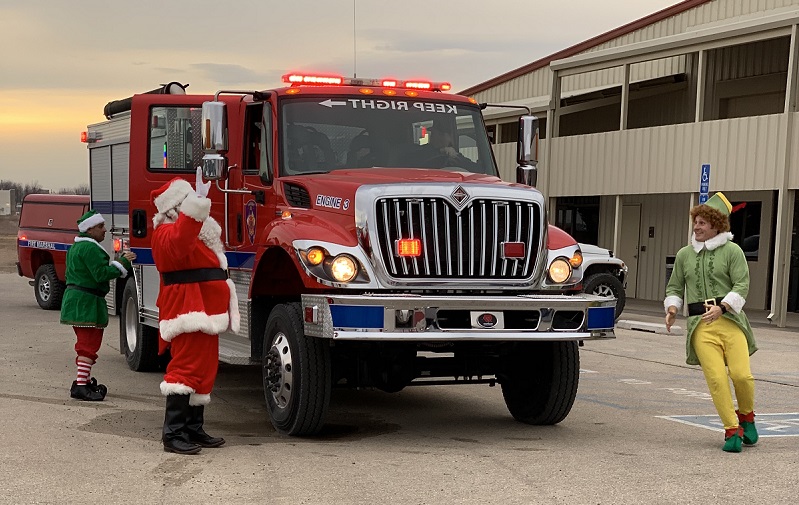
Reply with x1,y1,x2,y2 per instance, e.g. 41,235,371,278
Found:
162,395,202,455
70,380,105,401
87,378,108,398
186,405,225,448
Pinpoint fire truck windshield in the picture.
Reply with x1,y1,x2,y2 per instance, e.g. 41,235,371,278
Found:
280,97,496,176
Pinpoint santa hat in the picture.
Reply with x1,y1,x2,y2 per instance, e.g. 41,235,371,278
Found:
77,210,105,233
151,178,194,214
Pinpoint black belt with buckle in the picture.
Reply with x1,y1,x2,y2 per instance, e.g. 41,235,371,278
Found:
161,268,228,286
687,297,725,316
66,284,106,298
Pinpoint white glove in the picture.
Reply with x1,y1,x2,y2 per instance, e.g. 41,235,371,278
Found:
195,167,211,198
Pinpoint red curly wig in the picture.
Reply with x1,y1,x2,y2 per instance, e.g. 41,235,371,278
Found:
690,205,730,233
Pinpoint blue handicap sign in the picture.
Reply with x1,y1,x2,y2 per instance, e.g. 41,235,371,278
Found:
699,164,710,203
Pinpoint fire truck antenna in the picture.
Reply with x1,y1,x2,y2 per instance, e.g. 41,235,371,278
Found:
353,0,357,78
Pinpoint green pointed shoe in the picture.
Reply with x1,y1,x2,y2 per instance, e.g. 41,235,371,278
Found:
737,410,758,445
723,427,743,453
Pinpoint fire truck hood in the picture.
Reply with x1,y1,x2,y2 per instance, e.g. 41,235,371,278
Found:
291,168,512,214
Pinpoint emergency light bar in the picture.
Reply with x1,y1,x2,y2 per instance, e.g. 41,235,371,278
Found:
282,73,451,92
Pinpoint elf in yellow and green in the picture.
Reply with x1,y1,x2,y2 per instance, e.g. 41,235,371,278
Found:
664,192,758,452
60,210,136,401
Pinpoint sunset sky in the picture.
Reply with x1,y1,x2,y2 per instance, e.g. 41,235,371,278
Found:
0,0,679,190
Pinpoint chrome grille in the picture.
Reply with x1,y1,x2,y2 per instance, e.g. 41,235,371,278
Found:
375,197,540,279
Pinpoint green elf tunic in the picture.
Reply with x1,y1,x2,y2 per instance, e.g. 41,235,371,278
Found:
665,231,757,365
59,236,131,328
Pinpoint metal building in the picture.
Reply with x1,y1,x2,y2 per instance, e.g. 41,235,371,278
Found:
463,0,799,326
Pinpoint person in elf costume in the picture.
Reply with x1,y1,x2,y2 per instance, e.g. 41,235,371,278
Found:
151,168,240,455
60,210,136,401
664,192,758,453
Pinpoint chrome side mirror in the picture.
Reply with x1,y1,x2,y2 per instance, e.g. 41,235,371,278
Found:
202,154,229,180
201,101,228,180
516,115,539,187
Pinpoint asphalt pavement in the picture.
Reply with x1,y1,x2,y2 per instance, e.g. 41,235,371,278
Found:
0,273,797,505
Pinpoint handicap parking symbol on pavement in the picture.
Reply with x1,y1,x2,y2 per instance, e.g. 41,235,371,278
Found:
657,413,799,437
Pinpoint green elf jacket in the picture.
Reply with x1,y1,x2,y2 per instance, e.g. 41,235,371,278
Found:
665,231,757,365
59,235,131,328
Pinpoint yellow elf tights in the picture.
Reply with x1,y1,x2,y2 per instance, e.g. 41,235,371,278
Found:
692,316,755,429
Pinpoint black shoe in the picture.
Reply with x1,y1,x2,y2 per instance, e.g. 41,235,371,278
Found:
187,405,225,448
70,381,105,401
87,377,108,398
163,438,202,455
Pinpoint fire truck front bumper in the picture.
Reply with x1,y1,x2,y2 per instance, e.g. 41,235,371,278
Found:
301,294,616,341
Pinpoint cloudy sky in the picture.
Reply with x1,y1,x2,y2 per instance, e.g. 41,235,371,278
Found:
0,0,679,190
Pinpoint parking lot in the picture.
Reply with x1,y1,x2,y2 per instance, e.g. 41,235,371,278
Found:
1,272,797,505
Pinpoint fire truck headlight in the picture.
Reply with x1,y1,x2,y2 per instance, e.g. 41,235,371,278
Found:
548,258,572,284
330,254,357,282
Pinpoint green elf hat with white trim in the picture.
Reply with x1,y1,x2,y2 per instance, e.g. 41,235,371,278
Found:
77,209,105,233
704,192,733,216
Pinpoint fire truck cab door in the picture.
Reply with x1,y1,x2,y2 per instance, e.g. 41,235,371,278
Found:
237,102,274,248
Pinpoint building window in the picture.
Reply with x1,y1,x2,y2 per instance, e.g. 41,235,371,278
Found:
485,124,496,144
499,121,519,144
555,196,600,244
730,201,761,261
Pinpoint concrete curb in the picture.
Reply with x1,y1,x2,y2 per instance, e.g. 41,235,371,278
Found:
616,319,684,336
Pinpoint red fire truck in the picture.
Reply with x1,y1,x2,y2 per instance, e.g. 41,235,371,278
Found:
84,74,616,435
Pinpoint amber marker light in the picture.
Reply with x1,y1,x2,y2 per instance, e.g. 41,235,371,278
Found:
404,90,419,97
382,89,397,96
468,98,477,104
286,88,301,95
359,88,374,94
307,247,325,266
281,210,293,219
569,250,583,268
396,238,422,257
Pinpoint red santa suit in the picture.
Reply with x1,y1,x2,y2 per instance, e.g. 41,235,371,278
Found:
151,178,240,406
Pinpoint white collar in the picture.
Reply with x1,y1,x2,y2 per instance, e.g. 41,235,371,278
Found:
692,231,733,252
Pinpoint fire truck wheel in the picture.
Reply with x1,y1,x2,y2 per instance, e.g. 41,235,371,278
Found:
120,278,160,372
262,303,331,436
34,264,64,310
499,341,579,425
582,272,626,320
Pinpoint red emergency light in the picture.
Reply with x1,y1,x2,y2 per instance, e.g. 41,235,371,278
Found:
282,73,451,92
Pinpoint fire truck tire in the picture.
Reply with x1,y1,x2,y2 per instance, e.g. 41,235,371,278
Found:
262,303,331,436
34,264,64,310
583,272,626,320
120,278,160,372
500,341,579,425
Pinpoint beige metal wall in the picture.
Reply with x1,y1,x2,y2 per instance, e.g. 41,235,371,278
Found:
597,192,773,307
468,0,799,104
547,113,788,196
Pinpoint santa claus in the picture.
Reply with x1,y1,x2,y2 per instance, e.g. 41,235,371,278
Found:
151,168,240,455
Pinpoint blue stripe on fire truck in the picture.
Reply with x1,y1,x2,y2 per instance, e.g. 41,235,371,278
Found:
17,240,71,251
130,247,256,270
586,306,615,330
329,305,384,329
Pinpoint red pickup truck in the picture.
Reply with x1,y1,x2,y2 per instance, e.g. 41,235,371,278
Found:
16,194,90,309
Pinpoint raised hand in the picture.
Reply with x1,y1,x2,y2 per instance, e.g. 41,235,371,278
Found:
195,167,211,198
